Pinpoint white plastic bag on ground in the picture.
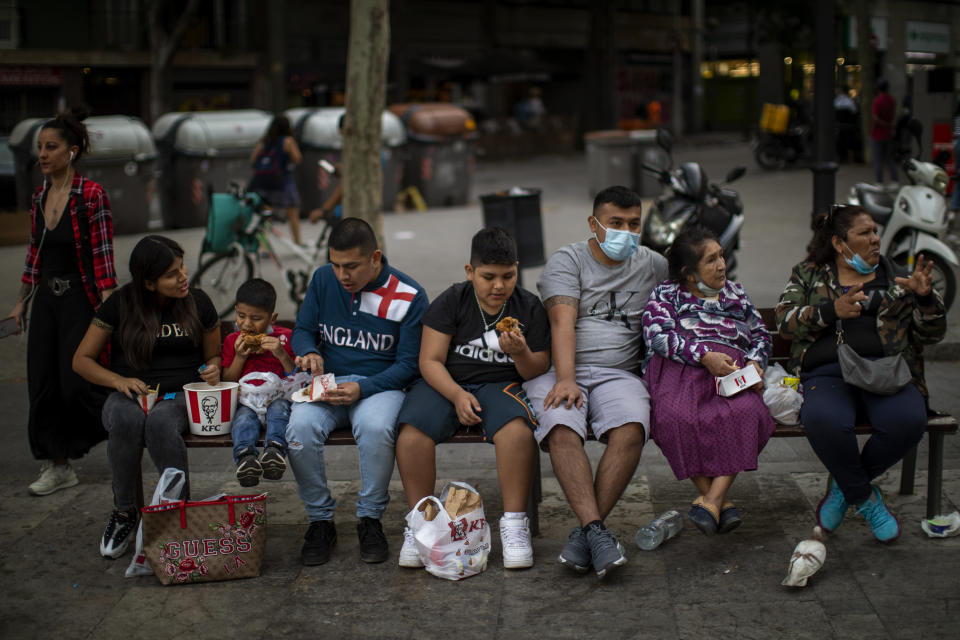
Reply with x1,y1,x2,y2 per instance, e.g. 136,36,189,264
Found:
762,363,803,425
125,467,186,578
404,481,490,581
238,371,283,421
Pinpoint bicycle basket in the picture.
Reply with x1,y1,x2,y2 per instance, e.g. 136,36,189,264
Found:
202,192,260,254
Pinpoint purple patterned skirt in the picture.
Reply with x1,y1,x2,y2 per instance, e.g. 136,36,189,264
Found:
644,343,775,480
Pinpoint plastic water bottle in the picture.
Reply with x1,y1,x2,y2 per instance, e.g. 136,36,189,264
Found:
635,510,684,551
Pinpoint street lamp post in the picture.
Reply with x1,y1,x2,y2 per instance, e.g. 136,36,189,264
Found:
811,0,838,219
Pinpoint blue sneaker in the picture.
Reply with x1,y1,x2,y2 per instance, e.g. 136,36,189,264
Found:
816,476,847,532
855,485,901,542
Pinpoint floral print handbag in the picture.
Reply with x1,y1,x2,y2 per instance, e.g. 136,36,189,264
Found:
141,494,267,585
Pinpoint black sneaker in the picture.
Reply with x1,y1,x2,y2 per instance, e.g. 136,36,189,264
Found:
100,508,138,559
357,517,388,564
259,442,286,481
302,520,337,566
236,449,262,487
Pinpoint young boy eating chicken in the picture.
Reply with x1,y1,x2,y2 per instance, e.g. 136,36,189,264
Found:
222,278,296,486
394,227,550,570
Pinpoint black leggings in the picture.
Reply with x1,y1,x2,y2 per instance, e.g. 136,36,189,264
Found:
800,362,926,505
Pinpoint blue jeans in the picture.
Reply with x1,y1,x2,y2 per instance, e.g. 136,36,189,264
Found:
231,398,291,462
800,363,926,505
285,374,404,522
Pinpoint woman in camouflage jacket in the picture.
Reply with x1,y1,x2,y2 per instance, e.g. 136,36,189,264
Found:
775,205,945,543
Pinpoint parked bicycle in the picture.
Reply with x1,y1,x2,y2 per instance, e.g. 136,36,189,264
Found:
190,185,333,318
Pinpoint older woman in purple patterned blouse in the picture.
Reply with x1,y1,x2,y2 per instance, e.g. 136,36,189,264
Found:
642,227,776,535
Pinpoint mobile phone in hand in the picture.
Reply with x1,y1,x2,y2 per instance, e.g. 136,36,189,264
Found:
318,159,336,174
0,317,19,339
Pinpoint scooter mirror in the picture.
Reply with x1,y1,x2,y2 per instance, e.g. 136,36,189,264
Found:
933,149,950,169
725,167,747,183
656,128,673,153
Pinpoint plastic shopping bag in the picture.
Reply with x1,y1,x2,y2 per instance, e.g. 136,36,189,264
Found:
238,371,283,421
404,481,490,581
762,363,803,425
125,467,186,578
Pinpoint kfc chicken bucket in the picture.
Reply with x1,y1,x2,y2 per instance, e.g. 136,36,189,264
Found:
183,382,239,436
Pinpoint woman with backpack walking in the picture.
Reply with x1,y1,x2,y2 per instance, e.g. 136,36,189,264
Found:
249,114,304,245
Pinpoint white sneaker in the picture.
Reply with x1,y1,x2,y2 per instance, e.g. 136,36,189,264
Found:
500,515,534,569
28,462,79,496
398,526,423,568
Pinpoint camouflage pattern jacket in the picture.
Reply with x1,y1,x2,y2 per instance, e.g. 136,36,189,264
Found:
775,257,945,396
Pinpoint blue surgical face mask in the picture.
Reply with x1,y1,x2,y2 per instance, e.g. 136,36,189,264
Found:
593,217,640,261
842,241,878,275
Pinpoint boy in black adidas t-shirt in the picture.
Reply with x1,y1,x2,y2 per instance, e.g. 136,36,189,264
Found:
395,227,550,570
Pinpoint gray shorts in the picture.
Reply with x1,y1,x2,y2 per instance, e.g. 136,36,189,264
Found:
522,365,650,449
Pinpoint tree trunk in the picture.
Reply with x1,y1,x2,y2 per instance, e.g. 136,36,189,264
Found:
343,0,390,249
855,0,874,164
147,0,201,124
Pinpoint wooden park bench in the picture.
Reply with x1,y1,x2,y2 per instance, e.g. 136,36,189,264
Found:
175,312,957,532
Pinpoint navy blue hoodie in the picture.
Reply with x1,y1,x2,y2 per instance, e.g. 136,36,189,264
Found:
292,256,428,398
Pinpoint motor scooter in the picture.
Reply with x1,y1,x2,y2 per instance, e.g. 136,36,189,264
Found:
641,129,747,276
847,139,958,310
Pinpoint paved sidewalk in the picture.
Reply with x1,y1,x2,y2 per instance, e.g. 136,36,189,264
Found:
2,144,959,640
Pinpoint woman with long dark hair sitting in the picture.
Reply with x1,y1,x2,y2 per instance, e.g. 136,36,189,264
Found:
73,236,221,558
776,205,945,541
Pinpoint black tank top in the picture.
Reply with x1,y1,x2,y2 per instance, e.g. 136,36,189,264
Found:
39,194,80,278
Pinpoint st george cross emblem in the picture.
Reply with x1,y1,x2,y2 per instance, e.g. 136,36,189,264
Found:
359,274,417,321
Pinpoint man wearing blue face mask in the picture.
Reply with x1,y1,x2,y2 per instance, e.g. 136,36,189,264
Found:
523,185,668,578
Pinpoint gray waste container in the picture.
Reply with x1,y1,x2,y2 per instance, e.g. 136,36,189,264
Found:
285,107,406,215
9,115,161,234
584,129,666,198
389,103,476,208
153,109,271,228
9,117,45,212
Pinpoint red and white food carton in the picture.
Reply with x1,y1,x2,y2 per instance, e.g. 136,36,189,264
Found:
715,365,762,397
309,373,337,401
137,386,159,414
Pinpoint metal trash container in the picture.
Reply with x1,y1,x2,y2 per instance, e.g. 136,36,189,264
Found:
9,117,45,212
9,115,161,234
480,188,545,286
584,129,666,198
152,109,271,228
286,107,407,214
389,103,476,208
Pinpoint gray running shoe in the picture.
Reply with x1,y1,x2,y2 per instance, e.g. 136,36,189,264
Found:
558,526,590,573
585,522,627,578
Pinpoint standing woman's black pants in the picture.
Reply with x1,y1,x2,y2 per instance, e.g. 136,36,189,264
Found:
27,282,107,461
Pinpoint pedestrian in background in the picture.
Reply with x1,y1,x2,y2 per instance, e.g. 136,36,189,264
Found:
7,108,117,497
250,114,304,245
870,78,898,186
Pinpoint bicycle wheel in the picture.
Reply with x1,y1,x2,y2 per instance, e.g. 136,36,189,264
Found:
190,247,254,318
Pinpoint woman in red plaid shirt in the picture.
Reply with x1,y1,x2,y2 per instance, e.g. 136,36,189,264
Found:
7,108,118,497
